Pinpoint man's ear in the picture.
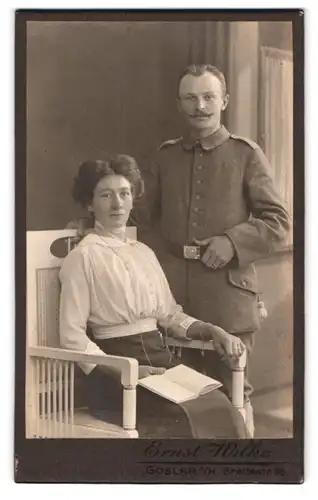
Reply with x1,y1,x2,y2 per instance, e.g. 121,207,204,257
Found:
222,94,230,111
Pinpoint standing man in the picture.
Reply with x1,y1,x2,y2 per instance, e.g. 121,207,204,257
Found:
131,64,290,437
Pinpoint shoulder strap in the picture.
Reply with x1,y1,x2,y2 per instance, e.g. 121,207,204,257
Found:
230,134,260,150
158,137,182,151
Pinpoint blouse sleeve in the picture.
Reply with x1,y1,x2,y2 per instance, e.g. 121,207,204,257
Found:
59,248,107,374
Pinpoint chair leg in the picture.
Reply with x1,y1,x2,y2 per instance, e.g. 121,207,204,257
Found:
232,366,254,438
231,370,245,413
125,429,139,438
123,386,138,436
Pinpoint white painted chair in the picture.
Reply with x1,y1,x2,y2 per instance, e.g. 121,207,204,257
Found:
26,229,246,439
26,229,139,439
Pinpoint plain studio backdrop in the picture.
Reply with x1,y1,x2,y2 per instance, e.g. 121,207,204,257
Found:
25,19,293,437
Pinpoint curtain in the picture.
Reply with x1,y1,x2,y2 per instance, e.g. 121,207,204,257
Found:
259,46,293,247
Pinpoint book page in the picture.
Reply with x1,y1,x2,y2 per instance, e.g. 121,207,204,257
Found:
164,364,222,397
138,374,196,404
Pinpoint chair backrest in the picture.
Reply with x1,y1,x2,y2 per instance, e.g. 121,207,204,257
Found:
27,227,137,348
27,230,78,348
26,228,137,438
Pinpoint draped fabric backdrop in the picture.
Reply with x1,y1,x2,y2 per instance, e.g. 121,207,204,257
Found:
259,46,293,248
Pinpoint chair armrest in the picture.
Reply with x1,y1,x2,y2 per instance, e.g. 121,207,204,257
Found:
226,348,247,371
28,346,139,387
165,337,216,351
165,338,247,370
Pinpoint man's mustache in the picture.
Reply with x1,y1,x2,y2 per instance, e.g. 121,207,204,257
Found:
190,113,212,118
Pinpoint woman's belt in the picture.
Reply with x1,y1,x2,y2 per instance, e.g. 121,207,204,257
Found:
92,318,158,339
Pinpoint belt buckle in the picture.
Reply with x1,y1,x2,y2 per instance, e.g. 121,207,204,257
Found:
183,245,201,260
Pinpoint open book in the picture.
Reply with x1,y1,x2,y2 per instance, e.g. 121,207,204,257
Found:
138,364,222,404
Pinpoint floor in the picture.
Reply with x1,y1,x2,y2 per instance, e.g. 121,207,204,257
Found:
253,384,293,438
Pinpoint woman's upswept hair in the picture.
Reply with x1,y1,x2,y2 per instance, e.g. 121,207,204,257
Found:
72,155,144,208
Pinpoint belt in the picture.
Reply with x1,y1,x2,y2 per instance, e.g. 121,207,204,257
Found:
93,318,158,339
167,241,207,260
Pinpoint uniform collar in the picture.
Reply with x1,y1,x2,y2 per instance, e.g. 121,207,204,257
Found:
181,125,230,151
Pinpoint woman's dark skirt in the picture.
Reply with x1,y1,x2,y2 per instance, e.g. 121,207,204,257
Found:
84,331,247,439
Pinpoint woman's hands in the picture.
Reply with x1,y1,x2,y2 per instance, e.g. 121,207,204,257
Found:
138,365,166,379
202,324,245,360
176,321,245,361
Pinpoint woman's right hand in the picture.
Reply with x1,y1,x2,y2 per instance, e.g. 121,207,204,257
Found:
138,365,166,379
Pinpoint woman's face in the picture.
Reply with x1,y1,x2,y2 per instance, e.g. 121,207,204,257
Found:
89,175,133,230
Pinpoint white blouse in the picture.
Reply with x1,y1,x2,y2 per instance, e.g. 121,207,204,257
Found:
59,230,197,373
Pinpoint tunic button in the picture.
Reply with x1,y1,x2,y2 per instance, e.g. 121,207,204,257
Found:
195,194,201,200
242,280,247,287
197,165,202,170
196,180,202,184
193,207,199,212
191,222,197,227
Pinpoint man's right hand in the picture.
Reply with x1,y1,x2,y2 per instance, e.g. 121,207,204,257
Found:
138,365,166,379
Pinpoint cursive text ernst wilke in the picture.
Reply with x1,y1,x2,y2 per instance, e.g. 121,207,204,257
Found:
144,440,272,460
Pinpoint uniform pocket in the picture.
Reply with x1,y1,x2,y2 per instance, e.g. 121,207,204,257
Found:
227,267,259,294
226,267,260,333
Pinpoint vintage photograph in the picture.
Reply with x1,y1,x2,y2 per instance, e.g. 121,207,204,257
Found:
24,15,294,442
15,10,304,483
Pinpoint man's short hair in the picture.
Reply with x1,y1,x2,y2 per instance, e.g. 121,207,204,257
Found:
178,64,227,96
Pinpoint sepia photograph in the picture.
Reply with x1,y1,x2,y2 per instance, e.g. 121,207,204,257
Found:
15,9,304,483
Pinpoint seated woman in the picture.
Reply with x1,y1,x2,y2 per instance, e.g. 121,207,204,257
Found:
59,156,247,438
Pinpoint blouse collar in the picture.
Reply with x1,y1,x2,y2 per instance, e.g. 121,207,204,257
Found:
81,221,136,248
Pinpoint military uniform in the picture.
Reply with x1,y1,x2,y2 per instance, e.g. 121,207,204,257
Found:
131,125,290,412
